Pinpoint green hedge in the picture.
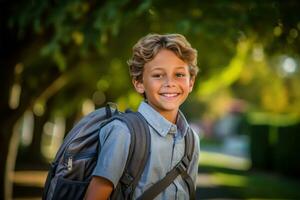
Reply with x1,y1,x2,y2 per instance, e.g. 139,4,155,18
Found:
249,123,300,178
274,124,300,178
249,124,273,170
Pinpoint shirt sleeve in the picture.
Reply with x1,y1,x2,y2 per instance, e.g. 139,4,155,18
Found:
188,129,200,188
92,119,131,188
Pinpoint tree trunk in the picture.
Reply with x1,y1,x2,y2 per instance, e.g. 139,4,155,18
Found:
0,122,15,200
0,3,20,196
0,1,37,198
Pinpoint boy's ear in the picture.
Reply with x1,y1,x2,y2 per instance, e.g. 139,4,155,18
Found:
189,77,195,93
132,79,145,94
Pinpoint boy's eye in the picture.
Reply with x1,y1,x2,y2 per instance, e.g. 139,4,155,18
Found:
152,74,163,78
176,73,186,77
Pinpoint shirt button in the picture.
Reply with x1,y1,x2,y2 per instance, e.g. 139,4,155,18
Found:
170,126,176,133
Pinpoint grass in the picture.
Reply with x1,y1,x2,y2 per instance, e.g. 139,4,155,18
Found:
197,151,300,200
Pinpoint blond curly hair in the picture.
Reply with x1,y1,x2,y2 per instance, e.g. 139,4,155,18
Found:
128,33,199,82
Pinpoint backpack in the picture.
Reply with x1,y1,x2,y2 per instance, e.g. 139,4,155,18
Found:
42,103,196,200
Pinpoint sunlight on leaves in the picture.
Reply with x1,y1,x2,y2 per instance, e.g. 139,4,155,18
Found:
97,79,110,91
261,81,288,113
33,101,45,116
72,31,84,45
247,112,300,126
200,151,251,170
197,39,251,98
117,91,143,111
53,50,66,71
211,173,248,187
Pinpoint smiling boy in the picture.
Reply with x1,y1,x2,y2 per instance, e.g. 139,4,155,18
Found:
85,33,200,200
133,48,194,124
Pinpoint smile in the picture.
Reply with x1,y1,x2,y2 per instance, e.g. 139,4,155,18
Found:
160,93,180,97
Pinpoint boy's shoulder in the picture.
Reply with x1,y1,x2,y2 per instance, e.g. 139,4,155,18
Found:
99,117,131,140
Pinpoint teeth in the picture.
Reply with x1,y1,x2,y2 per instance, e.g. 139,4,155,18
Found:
161,93,178,97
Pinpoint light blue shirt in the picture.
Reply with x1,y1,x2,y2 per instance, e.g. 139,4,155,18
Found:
92,101,200,199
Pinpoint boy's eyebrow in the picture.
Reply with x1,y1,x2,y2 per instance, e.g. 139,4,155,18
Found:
150,66,188,71
174,66,188,70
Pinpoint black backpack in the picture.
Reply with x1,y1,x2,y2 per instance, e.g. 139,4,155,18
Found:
42,103,196,200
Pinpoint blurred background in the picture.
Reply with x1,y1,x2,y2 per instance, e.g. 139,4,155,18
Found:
1,0,300,199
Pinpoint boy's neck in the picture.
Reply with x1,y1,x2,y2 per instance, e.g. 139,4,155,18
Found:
161,111,178,124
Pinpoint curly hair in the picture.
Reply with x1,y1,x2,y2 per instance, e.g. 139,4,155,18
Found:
128,33,199,82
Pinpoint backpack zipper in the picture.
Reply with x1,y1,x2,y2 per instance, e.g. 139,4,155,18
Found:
67,157,73,171
65,151,97,171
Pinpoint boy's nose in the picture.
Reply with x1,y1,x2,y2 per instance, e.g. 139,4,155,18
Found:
163,76,176,87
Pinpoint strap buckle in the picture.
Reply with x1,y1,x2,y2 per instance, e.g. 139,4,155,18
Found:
120,172,133,186
175,156,189,173
175,162,187,174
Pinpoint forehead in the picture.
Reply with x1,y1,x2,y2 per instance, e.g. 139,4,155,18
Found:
145,49,188,70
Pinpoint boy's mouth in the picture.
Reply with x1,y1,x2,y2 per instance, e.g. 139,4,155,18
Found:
160,93,180,97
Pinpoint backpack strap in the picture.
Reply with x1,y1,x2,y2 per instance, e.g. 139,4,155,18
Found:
110,111,151,199
182,128,196,200
137,128,195,200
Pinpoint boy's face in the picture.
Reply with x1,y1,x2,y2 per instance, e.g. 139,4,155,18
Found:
133,49,195,117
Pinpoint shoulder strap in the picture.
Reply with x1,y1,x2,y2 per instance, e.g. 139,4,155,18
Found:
181,128,196,200
110,111,151,199
137,128,195,200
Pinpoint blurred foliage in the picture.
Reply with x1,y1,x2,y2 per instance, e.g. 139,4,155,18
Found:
5,0,300,123
199,151,300,199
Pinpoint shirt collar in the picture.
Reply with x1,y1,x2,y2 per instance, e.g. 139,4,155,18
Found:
138,101,189,138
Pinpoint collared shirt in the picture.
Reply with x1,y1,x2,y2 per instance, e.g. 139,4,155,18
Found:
92,101,200,199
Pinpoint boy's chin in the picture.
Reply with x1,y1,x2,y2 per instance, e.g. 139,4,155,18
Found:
148,102,179,112
159,104,181,112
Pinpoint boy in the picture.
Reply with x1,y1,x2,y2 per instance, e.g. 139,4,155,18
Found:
85,33,200,199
